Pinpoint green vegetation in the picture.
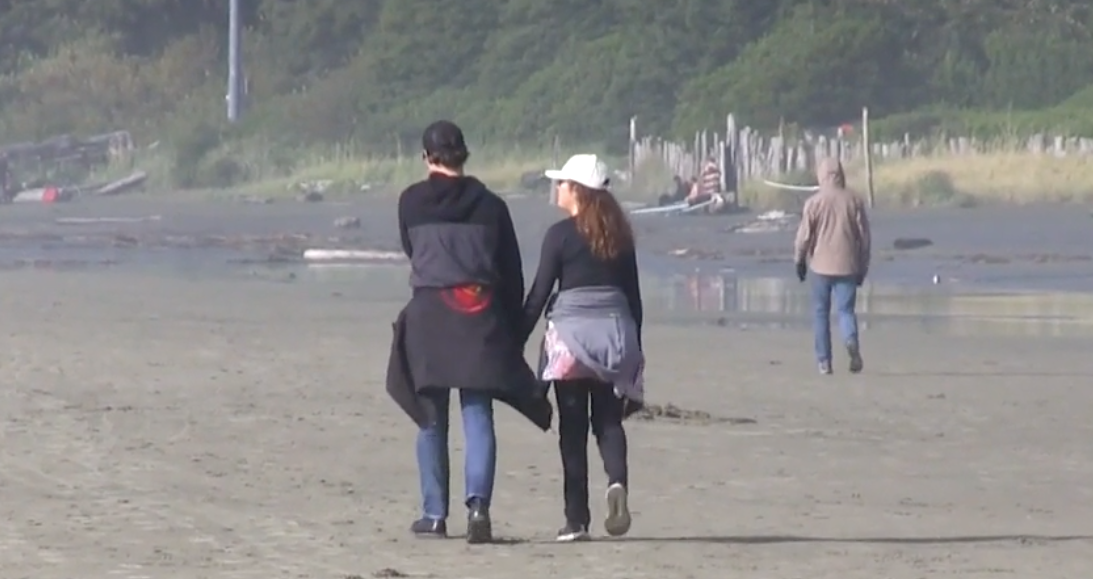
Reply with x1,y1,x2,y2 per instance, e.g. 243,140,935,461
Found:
730,140,1093,211
1,0,1092,195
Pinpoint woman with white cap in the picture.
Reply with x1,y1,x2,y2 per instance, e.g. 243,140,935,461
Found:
523,153,645,542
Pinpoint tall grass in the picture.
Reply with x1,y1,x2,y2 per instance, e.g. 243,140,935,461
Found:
224,142,566,198
868,153,1093,206
87,140,592,198
631,134,1093,211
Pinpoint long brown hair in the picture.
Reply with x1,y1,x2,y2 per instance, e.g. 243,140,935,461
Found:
570,182,634,260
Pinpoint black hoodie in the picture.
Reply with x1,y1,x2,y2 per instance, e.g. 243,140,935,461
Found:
398,173,524,327
389,173,550,429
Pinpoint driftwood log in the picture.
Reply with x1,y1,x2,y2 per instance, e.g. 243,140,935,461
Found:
94,171,146,196
0,130,134,166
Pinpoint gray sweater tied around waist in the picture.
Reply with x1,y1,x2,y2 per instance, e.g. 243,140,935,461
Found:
546,286,644,402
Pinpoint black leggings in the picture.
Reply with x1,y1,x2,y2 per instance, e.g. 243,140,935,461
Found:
554,378,629,526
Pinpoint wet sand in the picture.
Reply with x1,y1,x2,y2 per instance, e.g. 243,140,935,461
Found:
0,269,1090,578
3,196,1093,292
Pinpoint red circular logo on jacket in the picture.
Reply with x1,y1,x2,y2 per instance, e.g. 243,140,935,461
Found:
440,284,492,314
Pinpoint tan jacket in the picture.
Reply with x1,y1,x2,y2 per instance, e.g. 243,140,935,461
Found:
794,177,871,277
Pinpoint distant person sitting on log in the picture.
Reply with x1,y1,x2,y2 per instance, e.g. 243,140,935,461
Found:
657,175,690,206
685,157,725,213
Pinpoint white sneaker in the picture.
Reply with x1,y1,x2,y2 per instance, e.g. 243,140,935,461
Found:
556,523,590,542
604,483,631,536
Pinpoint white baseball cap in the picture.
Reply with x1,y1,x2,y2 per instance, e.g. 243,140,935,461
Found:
544,154,610,190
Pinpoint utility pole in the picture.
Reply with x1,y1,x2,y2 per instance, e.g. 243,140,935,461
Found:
227,0,243,121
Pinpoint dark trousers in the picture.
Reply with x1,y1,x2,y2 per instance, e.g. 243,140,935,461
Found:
554,378,629,526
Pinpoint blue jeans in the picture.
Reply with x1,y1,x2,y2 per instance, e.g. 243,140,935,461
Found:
811,274,859,363
416,389,496,520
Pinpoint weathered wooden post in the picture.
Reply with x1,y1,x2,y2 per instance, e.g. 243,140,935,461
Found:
726,114,739,201
862,106,875,208
627,116,637,191
550,133,561,205
692,132,701,176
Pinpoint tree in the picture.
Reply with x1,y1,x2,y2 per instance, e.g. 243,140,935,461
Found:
675,4,916,131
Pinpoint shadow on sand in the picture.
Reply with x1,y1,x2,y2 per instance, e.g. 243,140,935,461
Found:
876,371,1093,378
475,533,1093,547
608,533,1093,545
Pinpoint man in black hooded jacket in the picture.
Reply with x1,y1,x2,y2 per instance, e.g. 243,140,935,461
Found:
392,120,547,544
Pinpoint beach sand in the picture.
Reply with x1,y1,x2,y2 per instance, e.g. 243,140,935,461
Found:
0,269,1089,578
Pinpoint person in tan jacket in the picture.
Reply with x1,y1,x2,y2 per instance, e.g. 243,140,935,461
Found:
793,157,871,374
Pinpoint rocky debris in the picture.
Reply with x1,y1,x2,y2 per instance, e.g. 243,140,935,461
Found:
235,195,273,204
892,237,933,250
56,215,162,225
729,247,787,258
634,402,757,426
519,170,550,192
111,234,139,246
0,258,120,271
334,216,362,229
296,179,333,193
226,254,298,265
1028,253,1092,263
963,254,1011,264
726,209,799,233
293,179,375,197
370,569,409,578
667,247,724,260
959,252,1093,265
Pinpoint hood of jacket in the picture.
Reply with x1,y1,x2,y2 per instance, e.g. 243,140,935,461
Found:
815,157,847,191
413,173,493,222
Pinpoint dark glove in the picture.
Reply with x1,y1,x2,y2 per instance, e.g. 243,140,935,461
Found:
856,274,865,286
795,261,807,282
